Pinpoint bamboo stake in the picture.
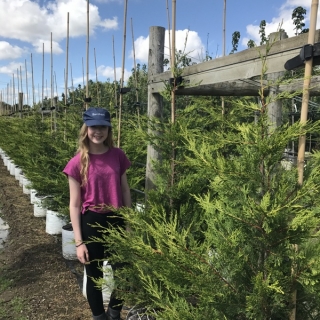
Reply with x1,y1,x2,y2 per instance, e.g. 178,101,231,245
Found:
50,32,57,132
170,0,176,193
130,18,140,120
82,57,85,88
112,35,118,118
117,0,128,147
85,0,90,110
166,0,172,63
20,65,23,94
51,32,54,113
7,83,9,114
131,18,138,98
222,0,226,57
12,74,15,111
54,71,58,102
70,63,75,105
291,1,319,319
42,43,45,114
65,12,70,106
221,0,226,115
0,91,2,116
46,79,48,100
171,0,176,125
17,69,20,97
20,65,23,110
31,53,35,107
25,59,29,107
94,47,100,106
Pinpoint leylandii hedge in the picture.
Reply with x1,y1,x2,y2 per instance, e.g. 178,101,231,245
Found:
0,106,146,216
2,93,320,319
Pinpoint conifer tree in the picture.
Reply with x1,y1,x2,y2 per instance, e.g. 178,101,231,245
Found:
101,69,320,319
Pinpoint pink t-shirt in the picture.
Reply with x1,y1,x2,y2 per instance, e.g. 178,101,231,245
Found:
63,147,130,213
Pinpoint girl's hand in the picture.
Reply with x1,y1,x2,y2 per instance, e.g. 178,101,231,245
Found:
76,244,89,264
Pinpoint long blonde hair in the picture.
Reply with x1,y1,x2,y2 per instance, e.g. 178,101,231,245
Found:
77,123,114,186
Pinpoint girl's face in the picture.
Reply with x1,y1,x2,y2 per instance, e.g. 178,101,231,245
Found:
87,125,109,145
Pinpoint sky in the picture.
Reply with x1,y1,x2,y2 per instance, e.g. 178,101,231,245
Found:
0,0,316,106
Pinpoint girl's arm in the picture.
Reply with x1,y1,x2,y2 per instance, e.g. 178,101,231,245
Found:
121,171,131,208
68,176,89,263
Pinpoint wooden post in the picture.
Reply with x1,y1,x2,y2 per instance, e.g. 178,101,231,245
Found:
145,26,165,192
267,31,288,131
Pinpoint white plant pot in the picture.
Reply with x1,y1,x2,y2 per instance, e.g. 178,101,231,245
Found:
33,194,47,217
46,210,65,235
6,159,13,171
62,223,77,260
3,156,9,166
6,160,10,170
281,159,293,170
9,163,16,176
19,173,24,187
22,177,31,195
83,260,114,303
14,167,22,181
30,189,37,204
136,202,145,213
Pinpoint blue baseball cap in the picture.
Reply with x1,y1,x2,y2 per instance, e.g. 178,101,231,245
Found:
83,107,112,127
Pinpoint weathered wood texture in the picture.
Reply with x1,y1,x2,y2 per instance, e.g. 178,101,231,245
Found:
145,26,165,192
149,30,320,96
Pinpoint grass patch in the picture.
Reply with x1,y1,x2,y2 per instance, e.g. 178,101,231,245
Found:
0,268,29,320
0,269,12,292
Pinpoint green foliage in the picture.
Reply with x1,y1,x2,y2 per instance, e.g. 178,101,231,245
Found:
292,6,308,35
230,31,241,54
247,39,256,49
259,20,267,45
1,41,320,320
0,107,83,215
99,92,320,319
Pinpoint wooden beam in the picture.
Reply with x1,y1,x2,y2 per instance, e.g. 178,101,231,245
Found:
170,76,320,96
149,30,320,95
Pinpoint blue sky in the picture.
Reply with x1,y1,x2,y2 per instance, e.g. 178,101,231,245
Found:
0,0,315,106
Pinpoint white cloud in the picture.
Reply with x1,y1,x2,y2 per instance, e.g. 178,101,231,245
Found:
33,39,64,54
241,0,312,47
93,0,122,3
0,0,119,53
0,61,23,75
97,65,131,82
0,41,25,60
130,29,205,64
99,16,119,30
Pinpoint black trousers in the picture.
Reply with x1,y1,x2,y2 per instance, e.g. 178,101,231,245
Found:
81,210,125,316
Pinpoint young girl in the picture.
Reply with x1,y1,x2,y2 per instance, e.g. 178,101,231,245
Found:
63,107,131,320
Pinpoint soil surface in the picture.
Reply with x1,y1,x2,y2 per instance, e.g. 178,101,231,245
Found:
0,161,128,320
